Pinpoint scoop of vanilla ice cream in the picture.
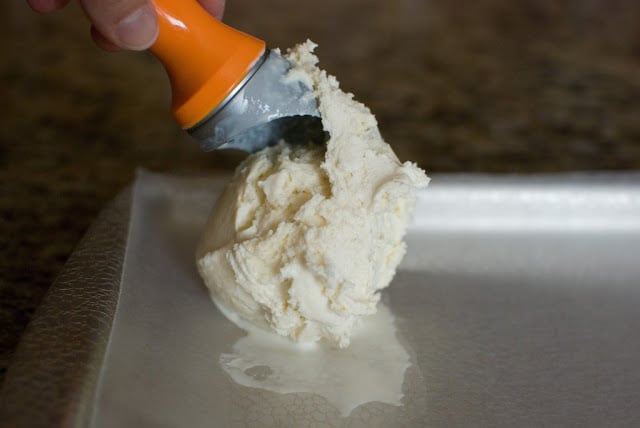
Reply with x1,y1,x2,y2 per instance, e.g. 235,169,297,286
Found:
196,41,429,348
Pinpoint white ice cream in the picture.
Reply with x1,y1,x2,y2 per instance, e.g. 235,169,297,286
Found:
197,41,429,348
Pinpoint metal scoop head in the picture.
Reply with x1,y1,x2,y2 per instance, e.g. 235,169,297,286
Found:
188,50,324,153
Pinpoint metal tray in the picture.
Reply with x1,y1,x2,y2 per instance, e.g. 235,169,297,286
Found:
2,171,640,427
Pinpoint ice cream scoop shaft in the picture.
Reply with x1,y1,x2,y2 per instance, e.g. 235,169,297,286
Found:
149,0,266,128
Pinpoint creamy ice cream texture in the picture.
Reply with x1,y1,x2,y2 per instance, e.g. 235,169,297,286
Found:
197,41,429,348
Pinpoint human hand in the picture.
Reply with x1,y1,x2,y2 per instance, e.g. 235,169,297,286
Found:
27,0,226,51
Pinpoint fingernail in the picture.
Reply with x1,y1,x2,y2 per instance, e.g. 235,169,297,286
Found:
27,0,60,13
115,5,158,50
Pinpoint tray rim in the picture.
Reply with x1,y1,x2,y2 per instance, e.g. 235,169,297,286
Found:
0,186,132,428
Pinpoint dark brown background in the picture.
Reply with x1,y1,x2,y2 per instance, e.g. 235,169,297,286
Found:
2,0,640,386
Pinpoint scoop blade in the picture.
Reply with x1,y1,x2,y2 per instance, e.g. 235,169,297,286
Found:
188,50,324,152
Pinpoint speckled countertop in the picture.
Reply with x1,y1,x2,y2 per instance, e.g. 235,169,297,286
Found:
2,0,640,384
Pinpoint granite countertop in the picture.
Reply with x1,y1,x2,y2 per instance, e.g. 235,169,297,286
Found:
2,0,640,385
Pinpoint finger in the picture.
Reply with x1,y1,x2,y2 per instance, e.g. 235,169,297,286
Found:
27,0,71,13
198,0,226,19
90,25,122,52
79,0,158,50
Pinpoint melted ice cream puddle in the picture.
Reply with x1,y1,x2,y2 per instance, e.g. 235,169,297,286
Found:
219,303,410,417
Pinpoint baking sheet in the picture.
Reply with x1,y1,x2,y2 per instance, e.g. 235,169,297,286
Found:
91,171,640,427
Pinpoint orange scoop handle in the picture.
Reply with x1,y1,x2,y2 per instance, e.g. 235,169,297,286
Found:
150,0,266,128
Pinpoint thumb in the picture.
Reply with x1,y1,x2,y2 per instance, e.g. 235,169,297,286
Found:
80,0,158,50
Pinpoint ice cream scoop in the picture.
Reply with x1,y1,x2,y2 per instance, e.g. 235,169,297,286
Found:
150,0,322,152
196,41,430,348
